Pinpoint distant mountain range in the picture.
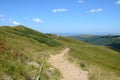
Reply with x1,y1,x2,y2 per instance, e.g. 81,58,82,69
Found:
70,34,120,51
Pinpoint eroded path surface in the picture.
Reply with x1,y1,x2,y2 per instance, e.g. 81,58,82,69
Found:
48,48,89,80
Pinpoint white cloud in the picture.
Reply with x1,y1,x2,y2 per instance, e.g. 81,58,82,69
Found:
52,8,68,13
116,0,120,4
78,0,85,3
12,21,20,25
0,15,20,25
97,8,103,12
33,18,43,23
8,18,20,25
89,8,103,13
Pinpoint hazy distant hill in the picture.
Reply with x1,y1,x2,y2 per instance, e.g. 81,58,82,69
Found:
70,34,120,51
0,26,120,80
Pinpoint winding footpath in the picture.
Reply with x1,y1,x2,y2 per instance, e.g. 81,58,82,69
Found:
48,48,89,80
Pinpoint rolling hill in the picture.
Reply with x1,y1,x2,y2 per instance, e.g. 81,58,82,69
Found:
0,25,62,80
0,25,120,80
70,34,120,51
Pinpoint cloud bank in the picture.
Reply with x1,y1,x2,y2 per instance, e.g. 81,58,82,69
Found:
9,18,20,25
12,21,20,25
33,18,43,23
116,0,120,4
52,8,68,13
89,8,103,13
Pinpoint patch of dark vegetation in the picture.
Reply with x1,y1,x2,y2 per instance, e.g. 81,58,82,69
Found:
108,43,120,52
0,39,5,53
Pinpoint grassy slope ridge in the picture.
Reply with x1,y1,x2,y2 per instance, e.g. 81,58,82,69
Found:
0,25,120,80
1,25,61,47
0,25,62,80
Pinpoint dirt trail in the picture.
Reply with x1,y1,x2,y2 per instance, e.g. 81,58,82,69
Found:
48,48,89,80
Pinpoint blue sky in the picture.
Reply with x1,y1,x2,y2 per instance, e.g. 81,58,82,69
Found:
0,0,120,34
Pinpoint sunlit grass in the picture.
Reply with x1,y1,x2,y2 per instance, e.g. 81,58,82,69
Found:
0,26,120,80
57,36,120,79
0,26,62,80
88,65,120,80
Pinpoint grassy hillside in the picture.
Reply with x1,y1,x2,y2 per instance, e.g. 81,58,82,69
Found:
0,25,120,80
71,34,120,51
0,25,62,80
57,36,120,80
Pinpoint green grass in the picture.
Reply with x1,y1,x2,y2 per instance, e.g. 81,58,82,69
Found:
88,65,120,80
0,25,120,80
0,25,62,80
57,36,120,80
0,25,61,47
